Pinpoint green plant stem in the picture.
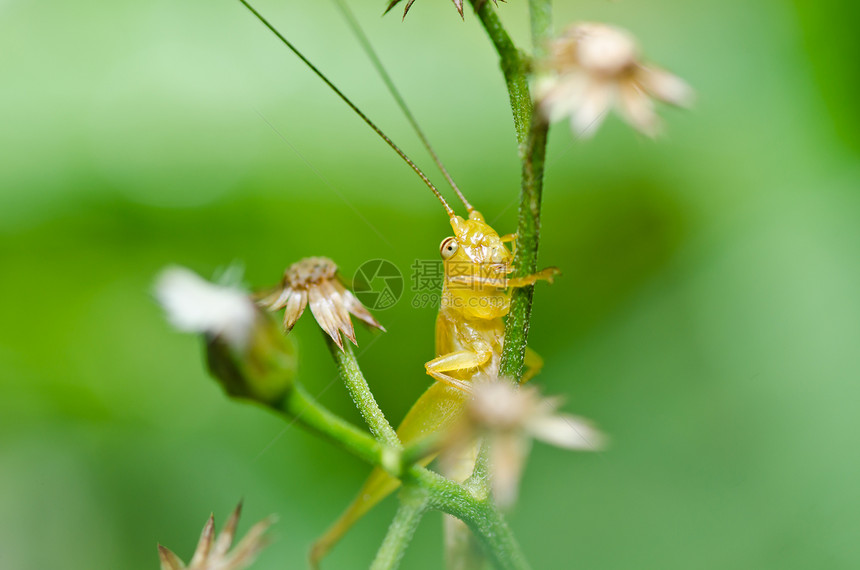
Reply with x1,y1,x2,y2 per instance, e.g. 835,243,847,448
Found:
499,118,549,380
327,336,400,446
267,379,527,568
276,384,384,465
370,486,430,570
400,432,443,467
409,468,530,570
472,0,553,381
464,439,492,499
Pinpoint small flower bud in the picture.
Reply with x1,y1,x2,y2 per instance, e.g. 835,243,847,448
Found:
156,266,297,406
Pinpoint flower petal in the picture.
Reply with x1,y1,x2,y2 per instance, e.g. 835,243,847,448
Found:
570,80,614,138
537,74,588,124
189,513,215,565
383,0,401,15
155,266,256,351
309,286,344,349
617,81,659,137
158,545,187,570
452,0,464,19
528,414,606,451
221,516,276,570
320,279,357,345
212,501,242,559
636,65,694,108
282,290,308,331
341,287,385,332
258,284,292,310
490,434,531,508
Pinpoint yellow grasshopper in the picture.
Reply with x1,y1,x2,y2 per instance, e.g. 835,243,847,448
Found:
311,197,558,565
236,0,558,564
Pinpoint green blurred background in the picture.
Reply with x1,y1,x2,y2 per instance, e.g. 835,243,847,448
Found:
2,0,859,568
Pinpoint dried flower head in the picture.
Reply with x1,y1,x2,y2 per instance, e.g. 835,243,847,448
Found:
156,266,296,404
537,22,693,138
385,0,501,20
158,502,275,570
450,378,606,507
257,257,384,351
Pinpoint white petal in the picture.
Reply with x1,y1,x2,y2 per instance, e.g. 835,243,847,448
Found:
259,285,292,310
490,435,531,508
529,414,606,451
282,289,308,330
570,80,614,138
636,65,694,107
221,516,275,569
617,82,659,138
537,74,588,124
308,285,343,349
573,23,639,75
155,266,256,351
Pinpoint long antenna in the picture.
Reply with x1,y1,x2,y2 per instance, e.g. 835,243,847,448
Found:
236,0,454,216
332,0,475,213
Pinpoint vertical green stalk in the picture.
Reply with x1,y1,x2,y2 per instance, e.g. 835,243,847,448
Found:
371,486,429,570
499,119,549,380
407,467,531,570
470,0,553,382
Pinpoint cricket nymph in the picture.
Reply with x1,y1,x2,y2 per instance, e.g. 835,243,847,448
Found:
429,209,559,392
312,207,558,566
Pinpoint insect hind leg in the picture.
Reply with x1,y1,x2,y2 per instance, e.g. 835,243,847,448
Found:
425,349,492,392
521,346,544,383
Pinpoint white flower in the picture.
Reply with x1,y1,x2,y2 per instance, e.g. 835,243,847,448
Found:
155,266,256,352
158,502,275,570
537,22,693,138
451,378,606,507
156,266,296,404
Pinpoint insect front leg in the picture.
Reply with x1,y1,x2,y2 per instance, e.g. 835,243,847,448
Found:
425,349,492,392
500,233,518,257
447,267,560,289
506,267,561,288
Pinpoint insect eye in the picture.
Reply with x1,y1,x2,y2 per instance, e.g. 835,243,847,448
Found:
439,237,459,259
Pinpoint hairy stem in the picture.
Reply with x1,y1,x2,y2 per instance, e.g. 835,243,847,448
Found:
277,384,384,465
271,382,529,569
328,336,400,446
410,468,530,570
370,486,429,570
471,0,553,381
499,118,549,380
262,375,530,569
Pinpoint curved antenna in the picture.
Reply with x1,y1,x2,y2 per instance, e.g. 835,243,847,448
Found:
332,0,474,213
237,0,454,216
